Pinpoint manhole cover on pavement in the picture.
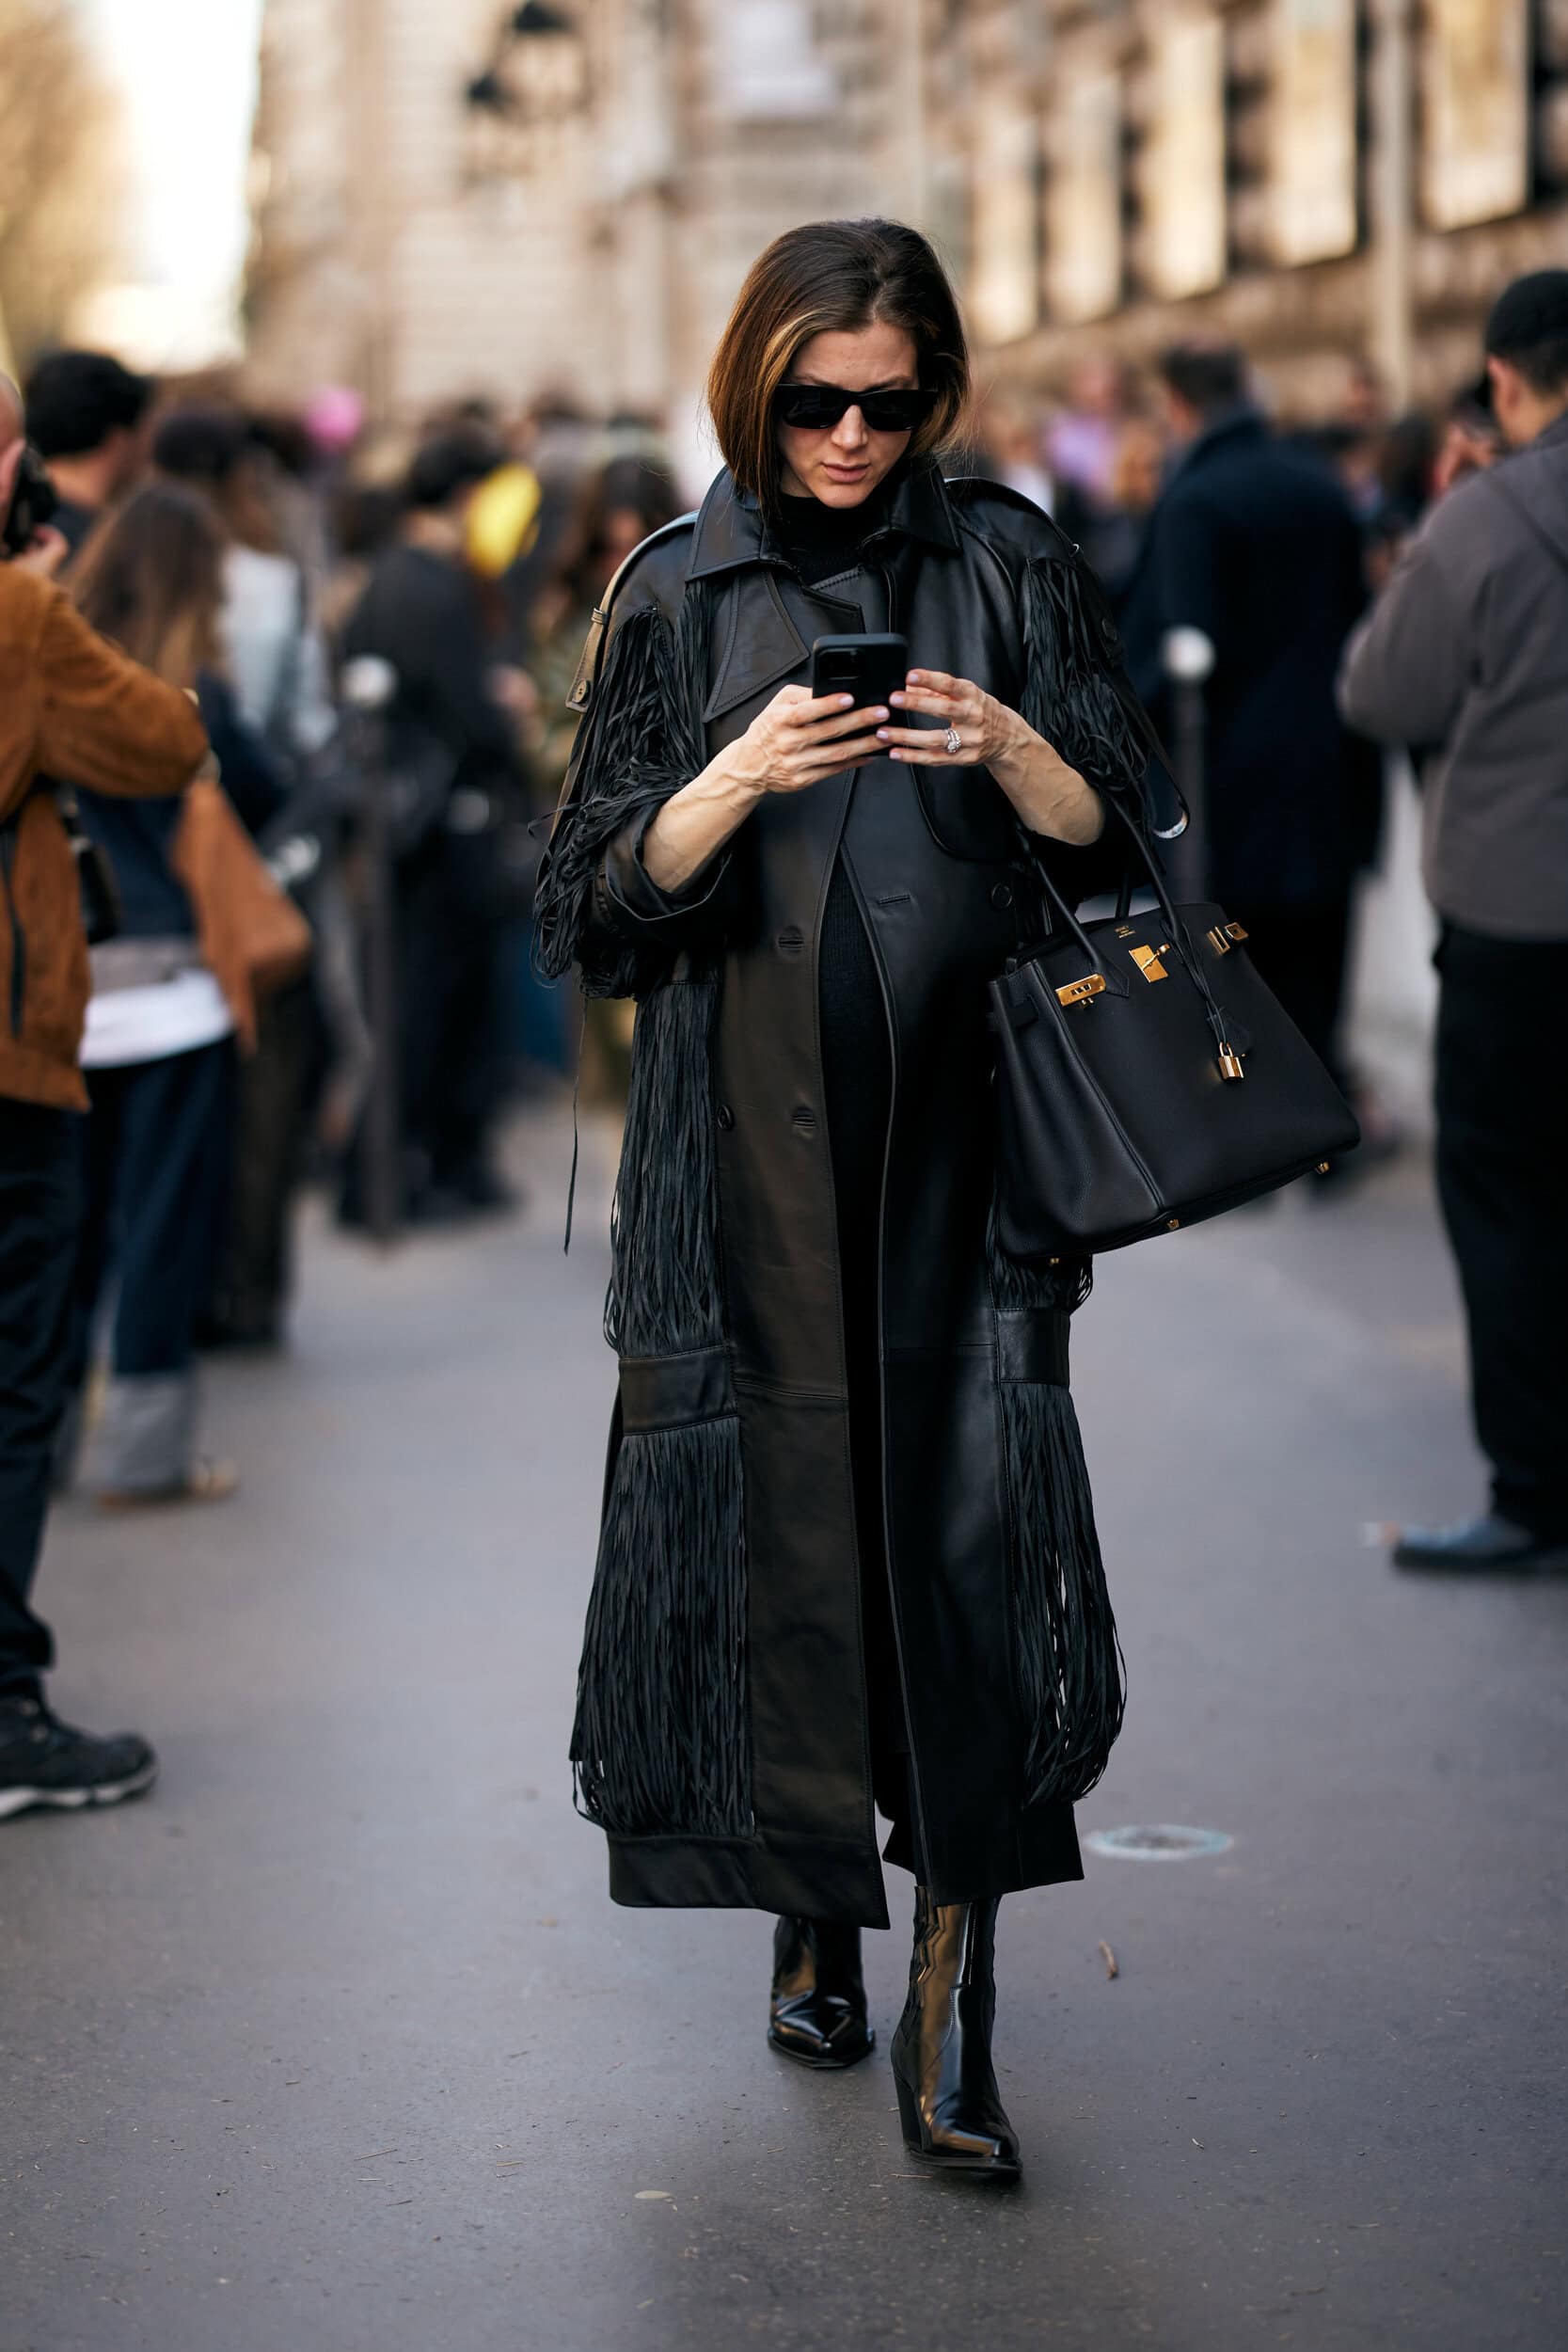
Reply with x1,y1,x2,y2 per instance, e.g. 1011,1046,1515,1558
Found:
1085,1824,1235,1861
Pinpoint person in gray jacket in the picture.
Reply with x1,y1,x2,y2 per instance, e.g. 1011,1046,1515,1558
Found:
1339,272,1568,1576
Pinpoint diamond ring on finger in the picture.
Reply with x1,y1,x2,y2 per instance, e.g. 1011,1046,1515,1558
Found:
943,724,961,757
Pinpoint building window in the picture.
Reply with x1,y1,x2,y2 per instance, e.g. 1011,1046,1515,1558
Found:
1141,10,1227,301
970,100,1042,345
1045,67,1123,324
1420,0,1530,230
1270,0,1359,266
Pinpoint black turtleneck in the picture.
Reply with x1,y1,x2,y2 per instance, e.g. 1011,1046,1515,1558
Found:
773,483,890,587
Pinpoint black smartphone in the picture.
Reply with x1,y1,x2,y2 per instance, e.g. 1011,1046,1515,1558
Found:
810,632,909,714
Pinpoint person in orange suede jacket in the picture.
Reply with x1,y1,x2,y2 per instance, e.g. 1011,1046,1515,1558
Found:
0,373,209,1823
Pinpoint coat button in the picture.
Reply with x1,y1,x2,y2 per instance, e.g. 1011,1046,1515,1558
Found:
791,1104,817,1137
775,925,803,957
990,882,1014,910
716,1103,735,1132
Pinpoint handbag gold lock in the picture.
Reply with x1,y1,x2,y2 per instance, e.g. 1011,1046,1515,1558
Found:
1055,973,1107,1009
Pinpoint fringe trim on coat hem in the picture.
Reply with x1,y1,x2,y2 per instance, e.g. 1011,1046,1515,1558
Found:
605,966,723,1358
988,1204,1124,1807
570,1410,752,1840
533,580,709,1001
997,1376,1126,1808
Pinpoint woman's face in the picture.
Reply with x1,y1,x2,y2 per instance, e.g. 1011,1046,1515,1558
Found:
777,321,920,508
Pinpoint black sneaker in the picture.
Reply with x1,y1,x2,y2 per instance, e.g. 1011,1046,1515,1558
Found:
0,1693,157,1821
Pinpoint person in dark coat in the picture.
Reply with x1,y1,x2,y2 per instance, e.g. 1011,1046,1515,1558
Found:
342,429,529,1221
1119,344,1381,1088
534,220,1154,2180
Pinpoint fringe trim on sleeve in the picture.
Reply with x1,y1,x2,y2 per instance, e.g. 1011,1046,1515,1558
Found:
533,577,709,999
1020,550,1150,807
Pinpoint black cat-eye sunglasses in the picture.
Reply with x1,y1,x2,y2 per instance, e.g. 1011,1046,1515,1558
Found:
774,383,938,433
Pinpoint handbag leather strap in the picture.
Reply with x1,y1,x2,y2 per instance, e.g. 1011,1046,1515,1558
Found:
1017,798,1241,1069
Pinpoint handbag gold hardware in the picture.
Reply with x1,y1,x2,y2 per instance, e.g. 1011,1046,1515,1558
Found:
1218,1044,1246,1081
1206,921,1250,956
1129,944,1169,981
1055,973,1107,1008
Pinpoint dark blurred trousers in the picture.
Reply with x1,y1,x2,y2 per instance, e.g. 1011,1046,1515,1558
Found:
0,1102,81,1698
210,975,315,1341
1434,923,1568,1540
68,1041,232,1495
397,834,504,1193
1226,898,1352,1087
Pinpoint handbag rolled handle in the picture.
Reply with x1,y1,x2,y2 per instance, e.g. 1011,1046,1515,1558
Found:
1019,800,1243,1076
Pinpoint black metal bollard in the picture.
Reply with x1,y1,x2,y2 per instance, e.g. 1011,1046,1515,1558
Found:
1161,626,1215,905
341,657,404,1246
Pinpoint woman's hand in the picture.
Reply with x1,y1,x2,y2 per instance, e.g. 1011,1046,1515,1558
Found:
879,669,1105,846
876,669,1028,768
726,684,890,798
641,685,887,895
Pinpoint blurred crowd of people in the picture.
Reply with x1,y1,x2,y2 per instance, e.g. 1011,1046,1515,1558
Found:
2,261,1564,1817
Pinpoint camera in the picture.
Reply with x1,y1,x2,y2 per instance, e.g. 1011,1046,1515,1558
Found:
1,445,59,560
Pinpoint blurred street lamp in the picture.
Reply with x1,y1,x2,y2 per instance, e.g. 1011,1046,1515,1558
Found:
462,2,588,181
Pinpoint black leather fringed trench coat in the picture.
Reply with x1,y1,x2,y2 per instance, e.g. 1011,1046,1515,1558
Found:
534,462,1154,1928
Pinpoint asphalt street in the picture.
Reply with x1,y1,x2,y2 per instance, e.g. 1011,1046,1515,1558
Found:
3,1105,1564,2352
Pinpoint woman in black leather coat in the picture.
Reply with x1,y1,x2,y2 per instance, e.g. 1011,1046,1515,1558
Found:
535,220,1152,2180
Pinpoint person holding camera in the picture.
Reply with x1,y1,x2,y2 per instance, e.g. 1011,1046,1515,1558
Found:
534,221,1151,2178
0,376,209,1822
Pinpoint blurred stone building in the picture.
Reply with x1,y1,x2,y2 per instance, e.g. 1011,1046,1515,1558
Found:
245,0,918,449
940,0,1568,415
246,0,1568,428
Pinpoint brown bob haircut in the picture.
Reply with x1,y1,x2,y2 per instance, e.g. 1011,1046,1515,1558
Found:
707,218,971,514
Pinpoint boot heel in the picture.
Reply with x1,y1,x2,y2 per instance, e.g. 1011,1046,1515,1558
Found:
890,1891,1022,2178
893,2061,924,2153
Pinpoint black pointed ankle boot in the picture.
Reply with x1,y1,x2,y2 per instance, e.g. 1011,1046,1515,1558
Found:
889,1887,1021,2177
768,1915,875,2070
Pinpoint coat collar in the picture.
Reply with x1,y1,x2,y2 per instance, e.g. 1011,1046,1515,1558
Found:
687,461,960,580
1169,403,1267,482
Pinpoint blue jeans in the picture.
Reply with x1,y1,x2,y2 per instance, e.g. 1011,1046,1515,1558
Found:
69,1041,233,1495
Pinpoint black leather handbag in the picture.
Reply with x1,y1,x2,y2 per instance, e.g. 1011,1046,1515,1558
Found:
990,807,1361,1258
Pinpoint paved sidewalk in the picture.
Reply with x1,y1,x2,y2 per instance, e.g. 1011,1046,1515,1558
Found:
3,1113,1564,2352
